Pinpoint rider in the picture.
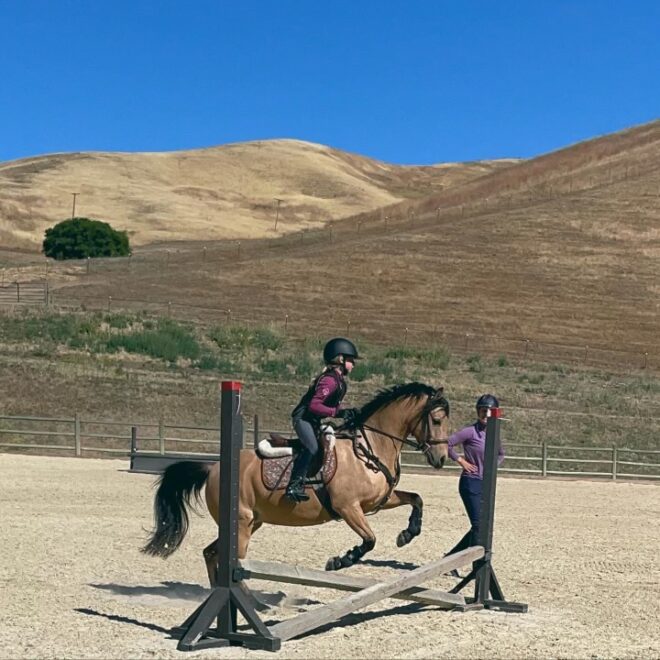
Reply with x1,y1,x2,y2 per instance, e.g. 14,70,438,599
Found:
285,337,361,503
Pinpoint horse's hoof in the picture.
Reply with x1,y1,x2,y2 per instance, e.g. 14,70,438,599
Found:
325,556,342,571
397,530,412,547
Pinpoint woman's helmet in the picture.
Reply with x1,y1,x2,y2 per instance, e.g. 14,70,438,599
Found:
323,337,360,364
476,393,499,410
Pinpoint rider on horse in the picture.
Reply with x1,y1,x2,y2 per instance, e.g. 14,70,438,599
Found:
285,337,361,503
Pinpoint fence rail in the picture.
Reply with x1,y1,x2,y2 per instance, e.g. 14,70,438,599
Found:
1,413,658,482
0,281,48,305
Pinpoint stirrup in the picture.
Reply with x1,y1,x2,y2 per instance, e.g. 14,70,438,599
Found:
285,479,310,502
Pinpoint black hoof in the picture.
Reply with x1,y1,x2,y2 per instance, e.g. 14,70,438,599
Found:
396,530,412,547
325,556,342,571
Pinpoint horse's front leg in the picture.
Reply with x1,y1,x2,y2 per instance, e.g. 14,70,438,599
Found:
380,489,423,547
326,503,376,571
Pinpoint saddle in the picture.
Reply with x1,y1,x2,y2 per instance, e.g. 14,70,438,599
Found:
257,430,339,491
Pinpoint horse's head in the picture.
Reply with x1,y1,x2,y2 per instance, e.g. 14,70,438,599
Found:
410,387,450,469
353,382,450,469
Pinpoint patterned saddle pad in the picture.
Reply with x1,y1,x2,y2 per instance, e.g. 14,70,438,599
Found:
261,435,338,491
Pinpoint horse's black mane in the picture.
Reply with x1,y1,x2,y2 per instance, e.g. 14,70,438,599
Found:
354,382,438,425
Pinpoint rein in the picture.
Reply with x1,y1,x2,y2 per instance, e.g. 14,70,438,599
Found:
349,391,450,500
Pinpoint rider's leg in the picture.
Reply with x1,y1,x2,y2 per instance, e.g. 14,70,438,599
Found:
285,419,318,501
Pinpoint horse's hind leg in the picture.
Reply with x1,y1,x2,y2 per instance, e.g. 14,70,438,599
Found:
326,504,376,571
379,490,423,547
203,516,262,586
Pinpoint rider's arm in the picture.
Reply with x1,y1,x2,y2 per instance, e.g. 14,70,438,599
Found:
308,374,340,417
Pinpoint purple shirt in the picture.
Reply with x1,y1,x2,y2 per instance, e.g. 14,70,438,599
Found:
447,421,505,480
308,373,341,417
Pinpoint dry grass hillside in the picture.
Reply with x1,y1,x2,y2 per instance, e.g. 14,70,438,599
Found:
13,119,653,371
1,120,658,375
0,140,515,250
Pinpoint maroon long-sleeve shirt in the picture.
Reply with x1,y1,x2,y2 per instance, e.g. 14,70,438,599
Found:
308,373,342,417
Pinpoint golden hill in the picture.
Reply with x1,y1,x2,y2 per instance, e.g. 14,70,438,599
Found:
21,119,655,371
0,140,515,250
1,120,658,371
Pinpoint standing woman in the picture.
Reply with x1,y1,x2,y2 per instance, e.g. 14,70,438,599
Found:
445,394,504,560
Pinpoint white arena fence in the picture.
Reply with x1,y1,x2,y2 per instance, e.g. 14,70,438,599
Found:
0,413,658,482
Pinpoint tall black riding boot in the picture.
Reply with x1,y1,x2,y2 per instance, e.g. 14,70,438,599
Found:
285,452,311,502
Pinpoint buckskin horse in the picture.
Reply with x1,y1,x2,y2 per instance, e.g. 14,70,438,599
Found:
142,382,450,581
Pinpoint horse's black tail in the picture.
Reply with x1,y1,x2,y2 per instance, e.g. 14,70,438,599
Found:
141,461,212,558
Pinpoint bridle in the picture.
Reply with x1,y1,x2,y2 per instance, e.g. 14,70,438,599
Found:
349,389,450,509
359,390,450,460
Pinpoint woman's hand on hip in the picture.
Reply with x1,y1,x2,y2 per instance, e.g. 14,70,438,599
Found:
458,457,478,474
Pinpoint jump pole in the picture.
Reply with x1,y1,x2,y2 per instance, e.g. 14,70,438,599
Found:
450,407,528,613
176,381,280,652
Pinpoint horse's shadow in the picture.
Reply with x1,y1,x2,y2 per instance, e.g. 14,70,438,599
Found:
88,580,316,611
90,580,208,602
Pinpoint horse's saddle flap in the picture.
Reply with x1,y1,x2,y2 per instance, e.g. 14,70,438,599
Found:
261,434,338,491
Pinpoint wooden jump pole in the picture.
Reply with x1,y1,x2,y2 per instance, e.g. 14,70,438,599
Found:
239,558,467,609
176,381,280,652
449,407,528,613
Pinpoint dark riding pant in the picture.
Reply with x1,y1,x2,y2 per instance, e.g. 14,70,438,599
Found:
291,418,319,481
447,474,483,555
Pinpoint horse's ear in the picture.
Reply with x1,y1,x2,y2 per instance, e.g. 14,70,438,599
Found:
435,386,444,395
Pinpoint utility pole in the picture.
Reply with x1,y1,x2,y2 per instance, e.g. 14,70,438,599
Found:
71,192,80,219
274,198,283,231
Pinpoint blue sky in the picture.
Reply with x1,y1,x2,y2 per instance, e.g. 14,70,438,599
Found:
1,1,658,164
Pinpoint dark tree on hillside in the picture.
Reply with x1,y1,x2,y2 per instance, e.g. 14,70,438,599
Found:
43,217,131,260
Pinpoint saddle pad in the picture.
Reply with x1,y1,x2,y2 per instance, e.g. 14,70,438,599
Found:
261,444,338,491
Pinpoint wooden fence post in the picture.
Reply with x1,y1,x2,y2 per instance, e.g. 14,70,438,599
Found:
612,446,618,480
541,442,547,477
74,412,81,456
253,414,259,449
158,418,165,454
130,426,137,470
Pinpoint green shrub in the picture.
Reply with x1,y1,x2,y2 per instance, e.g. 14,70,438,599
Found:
102,319,199,362
259,358,291,378
384,345,450,369
103,313,132,330
43,217,130,260
466,354,483,373
195,353,236,372
207,324,283,351
351,359,395,382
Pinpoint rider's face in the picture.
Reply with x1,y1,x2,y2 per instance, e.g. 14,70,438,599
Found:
343,357,355,373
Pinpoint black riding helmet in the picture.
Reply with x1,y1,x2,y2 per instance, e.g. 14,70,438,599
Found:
476,393,499,410
323,337,360,364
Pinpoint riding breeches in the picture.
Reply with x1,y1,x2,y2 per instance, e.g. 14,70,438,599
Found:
293,418,319,456
290,418,319,479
